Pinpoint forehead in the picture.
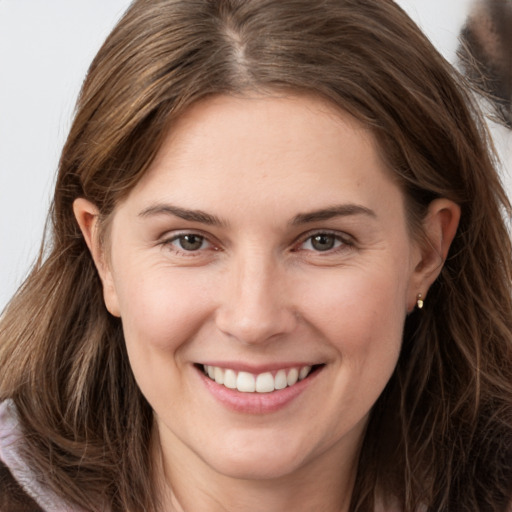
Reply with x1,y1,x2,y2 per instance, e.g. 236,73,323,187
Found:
118,93,405,226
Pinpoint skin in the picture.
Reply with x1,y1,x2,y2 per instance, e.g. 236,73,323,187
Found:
75,93,460,511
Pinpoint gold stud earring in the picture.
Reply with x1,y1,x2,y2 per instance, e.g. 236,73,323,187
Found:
416,293,424,309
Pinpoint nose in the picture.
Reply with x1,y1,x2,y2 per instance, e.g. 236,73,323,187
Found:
215,252,298,345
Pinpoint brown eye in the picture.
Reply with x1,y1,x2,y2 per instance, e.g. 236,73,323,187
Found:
174,234,206,251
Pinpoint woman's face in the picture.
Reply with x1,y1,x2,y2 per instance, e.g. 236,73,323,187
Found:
96,94,426,482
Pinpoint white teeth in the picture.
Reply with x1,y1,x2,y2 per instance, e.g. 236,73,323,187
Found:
214,366,224,385
224,369,237,389
202,364,315,393
299,366,311,380
237,372,256,392
287,368,299,386
255,372,274,393
274,369,287,390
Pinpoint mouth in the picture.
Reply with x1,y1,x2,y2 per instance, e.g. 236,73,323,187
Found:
198,364,324,393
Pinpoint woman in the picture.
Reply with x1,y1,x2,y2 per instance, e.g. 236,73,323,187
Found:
1,0,511,511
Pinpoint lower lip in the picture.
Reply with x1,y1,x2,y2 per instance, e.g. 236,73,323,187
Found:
197,367,322,414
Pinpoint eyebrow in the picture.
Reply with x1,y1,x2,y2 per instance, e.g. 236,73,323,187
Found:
138,203,375,227
138,204,226,226
291,204,376,225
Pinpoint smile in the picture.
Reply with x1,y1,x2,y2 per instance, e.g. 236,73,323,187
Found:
202,364,316,393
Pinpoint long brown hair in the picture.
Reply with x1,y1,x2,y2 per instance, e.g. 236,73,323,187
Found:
1,1,511,510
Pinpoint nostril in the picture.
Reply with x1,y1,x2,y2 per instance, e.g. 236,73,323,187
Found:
214,307,298,345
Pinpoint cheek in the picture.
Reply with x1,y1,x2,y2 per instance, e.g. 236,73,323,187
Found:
296,260,409,373
302,261,407,326
111,266,216,410
112,262,213,355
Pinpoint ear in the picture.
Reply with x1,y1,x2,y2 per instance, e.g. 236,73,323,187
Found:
407,198,461,311
73,198,121,317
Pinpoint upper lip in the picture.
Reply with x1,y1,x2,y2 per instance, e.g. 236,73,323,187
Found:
195,361,324,373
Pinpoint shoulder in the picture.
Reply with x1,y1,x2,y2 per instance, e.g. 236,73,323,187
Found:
0,400,43,511
0,400,91,512
0,457,44,512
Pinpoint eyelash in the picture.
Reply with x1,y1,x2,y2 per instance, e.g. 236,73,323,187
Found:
293,230,355,255
160,230,355,258
162,232,217,256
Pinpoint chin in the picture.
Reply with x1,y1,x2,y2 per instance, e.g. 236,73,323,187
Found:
197,430,312,481
206,454,307,481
